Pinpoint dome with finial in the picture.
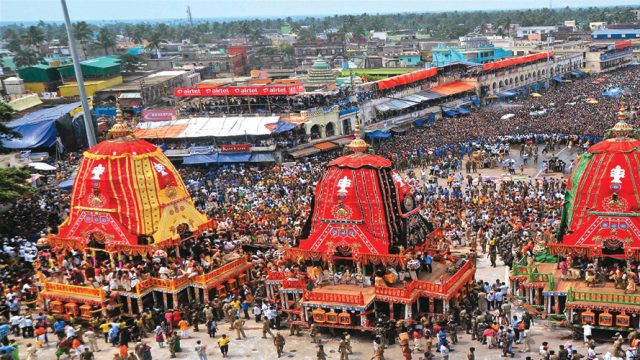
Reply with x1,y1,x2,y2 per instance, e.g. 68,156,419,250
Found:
600,104,640,145
107,101,133,139
52,103,209,252
304,55,337,90
298,124,418,256
554,104,640,257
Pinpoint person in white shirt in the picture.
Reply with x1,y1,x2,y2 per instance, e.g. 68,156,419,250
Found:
65,325,76,339
10,315,22,335
583,322,593,344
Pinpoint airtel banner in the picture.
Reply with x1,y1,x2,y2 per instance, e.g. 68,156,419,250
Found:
174,84,305,97
142,109,177,122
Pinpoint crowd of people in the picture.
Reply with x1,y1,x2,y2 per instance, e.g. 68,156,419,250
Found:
1,62,639,359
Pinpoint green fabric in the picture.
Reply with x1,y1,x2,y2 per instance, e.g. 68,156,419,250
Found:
534,250,557,263
561,152,592,232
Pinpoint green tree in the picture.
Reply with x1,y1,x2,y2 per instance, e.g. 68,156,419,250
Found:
96,27,116,55
0,103,21,151
238,21,252,43
296,27,316,42
13,49,40,68
119,53,140,72
124,24,145,44
144,31,167,56
24,25,45,54
0,168,35,204
2,28,22,53
278,42,294,57
73,21,93,59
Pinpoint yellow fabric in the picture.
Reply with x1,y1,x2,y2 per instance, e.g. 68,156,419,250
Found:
82,147,164,161
217,337,230,346
152,200,209,243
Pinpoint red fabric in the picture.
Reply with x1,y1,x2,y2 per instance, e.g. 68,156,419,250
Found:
482,52,553,72
328,154,392,169
174,84,306,97
587,138,640,153
57,211,138,246
88,138,159,156
430,80,477,96
615,41,632,50
59,137,194,246
391,170,412,202
562,138,640,252
299,165,393,255
376,68,438,90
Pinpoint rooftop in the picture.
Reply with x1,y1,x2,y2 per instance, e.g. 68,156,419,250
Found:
592,29,640,35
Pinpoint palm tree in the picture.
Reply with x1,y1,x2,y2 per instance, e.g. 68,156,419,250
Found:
238,21,252,44
73,21,93,59
24,26,45,54
119,54,140,72
14,49,40,68
144,31,167,57
95,27,116,55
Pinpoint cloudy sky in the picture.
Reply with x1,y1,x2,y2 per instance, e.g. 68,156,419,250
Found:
0,0,635,22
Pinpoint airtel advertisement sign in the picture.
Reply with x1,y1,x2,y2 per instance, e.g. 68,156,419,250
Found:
141,109,177,122
174,84,305,97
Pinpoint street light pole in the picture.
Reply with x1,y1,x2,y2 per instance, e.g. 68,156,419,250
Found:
60,0,96,147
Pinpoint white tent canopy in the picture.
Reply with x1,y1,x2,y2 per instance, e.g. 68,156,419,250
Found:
135,116,280,138
28,162,57,171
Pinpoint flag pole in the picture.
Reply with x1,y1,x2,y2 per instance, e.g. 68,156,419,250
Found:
60,0,97,147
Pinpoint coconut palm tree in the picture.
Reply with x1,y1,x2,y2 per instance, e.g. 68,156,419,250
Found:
23,26,45,52
144,31,167,57
14,49,40,68
95,27,116,55
73,21,93,59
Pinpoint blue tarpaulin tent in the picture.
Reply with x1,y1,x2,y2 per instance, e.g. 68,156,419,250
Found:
498,90,517,98
443,109,458,117
217,153,252,163
366,130,391,139
3,101,83,150
457,107,471,115
268,122,297,133
553,76,566,83
183,154,218,165
249,153,276,162
571,70,586,78
57,178,75,190
94,107,116,116
602,88,622,97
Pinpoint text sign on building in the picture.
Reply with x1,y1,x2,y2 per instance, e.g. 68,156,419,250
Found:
219,144,251,153
174,84,305,97
141,109,177,122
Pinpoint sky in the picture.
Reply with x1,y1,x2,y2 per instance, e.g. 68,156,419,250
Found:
0,0,636,23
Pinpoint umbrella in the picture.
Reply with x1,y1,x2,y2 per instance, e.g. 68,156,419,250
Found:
500,114,515,120
28,162,57,171
483,328,497,337
531,93,542,98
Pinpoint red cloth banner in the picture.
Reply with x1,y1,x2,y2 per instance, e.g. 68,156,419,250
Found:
219,144,251,153
142,109,177,122
615,41,632,50
174,84,305,97
376,67,438,91
482,52,553,72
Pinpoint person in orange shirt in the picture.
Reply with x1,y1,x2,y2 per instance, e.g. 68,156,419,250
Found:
178,319,190,339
